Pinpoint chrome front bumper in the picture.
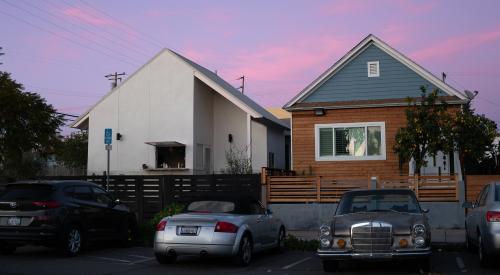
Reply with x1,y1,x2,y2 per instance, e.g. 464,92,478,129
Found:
317,248,431,260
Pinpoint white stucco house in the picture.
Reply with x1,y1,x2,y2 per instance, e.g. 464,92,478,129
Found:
71,49,289,175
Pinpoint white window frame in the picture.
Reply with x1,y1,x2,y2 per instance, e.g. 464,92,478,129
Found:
315,122,386,161
367,61,380,77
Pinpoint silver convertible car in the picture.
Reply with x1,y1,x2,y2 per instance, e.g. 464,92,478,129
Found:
318,189,431,272
154,198,285,266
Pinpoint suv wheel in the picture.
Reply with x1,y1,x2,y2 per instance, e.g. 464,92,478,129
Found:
322,260,339,272
155,252,177,264
235,234,253,267
0,244,16,255
61,225,83,257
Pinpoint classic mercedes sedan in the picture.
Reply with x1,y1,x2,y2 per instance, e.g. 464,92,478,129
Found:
317,189,431,272
154,197,285,266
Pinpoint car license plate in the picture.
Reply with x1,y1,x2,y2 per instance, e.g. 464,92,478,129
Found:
179,226,198,235
7,217,21,226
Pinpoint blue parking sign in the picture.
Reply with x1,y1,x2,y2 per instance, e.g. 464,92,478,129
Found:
104,128,112,144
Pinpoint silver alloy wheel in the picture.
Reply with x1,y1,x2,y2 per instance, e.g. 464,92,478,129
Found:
68,228,81,254
241,236,252,264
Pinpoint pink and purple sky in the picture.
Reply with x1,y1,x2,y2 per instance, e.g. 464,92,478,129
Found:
1,0,500,132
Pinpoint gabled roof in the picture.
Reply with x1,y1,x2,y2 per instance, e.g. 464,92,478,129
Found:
284,34,468,109
71,49,288,130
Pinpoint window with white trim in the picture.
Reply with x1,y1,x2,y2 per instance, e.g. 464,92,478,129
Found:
367,61,380,77
315,122,386,161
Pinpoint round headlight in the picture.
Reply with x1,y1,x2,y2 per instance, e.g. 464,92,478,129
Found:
414,236,426,247
320,238,331,248
413,224,426,236
320,225,331,236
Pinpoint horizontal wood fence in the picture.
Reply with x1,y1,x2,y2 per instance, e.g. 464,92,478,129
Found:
266,174,459,203
8,174,260,224
465,175,500,201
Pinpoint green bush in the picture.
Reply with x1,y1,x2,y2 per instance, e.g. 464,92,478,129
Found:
150,202,185,228
284,234,319,251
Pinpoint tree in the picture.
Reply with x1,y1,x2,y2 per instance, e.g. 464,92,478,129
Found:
453,101,497,175
55,131,88,169
394,87,454,174
224,145,252,174
0,71,64,179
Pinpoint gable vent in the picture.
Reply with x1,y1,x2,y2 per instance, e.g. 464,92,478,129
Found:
367,61,380,77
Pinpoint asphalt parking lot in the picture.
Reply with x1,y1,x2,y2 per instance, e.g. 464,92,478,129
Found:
0,245,499,275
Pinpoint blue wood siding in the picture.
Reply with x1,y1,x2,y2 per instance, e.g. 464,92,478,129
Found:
303,44,445,103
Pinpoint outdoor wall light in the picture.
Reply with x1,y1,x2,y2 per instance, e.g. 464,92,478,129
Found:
116,133,122,140
314,108,325,116
228,134,233,143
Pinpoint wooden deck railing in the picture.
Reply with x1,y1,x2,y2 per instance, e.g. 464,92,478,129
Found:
266,174,459,203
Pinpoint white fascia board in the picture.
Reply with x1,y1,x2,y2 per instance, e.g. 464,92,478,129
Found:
284,34,467,108
193,72,262,118
70,113,89,128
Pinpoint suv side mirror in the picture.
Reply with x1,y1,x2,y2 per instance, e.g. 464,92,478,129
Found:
462,202,474,209
114,198,121,205
422,209,430,213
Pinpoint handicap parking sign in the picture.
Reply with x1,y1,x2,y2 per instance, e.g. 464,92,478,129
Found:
104,128,112,144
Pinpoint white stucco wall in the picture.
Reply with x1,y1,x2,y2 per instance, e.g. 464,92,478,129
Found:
251,121,268,172
212,92,247,173
87,51,195,175
193,78,214,173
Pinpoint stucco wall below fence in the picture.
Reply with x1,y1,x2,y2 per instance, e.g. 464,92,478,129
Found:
269,201,464,231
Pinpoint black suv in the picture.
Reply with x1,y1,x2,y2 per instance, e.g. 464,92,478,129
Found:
0,181,136,256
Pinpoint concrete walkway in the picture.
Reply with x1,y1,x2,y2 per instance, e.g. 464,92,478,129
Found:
288,228,466,245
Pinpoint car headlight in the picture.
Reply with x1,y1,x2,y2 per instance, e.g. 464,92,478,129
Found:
320,224,331,237
413,224,426,236
414,236,426,247
320,238,331,248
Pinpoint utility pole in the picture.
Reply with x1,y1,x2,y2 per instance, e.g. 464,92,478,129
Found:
237,75,245,94
105,72,126,89
0,47,4,65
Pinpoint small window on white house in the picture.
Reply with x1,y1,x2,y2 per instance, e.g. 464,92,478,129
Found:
156,145,185,168
315,122,386,161
367,61,380,77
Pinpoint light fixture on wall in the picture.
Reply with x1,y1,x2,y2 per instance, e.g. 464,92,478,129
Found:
142,163,148,170
314,108,325,116
228,134,233,143
116,133,122,140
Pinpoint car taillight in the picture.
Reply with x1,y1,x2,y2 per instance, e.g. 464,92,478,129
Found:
214,221,238,233
32,201,61,209
156,220,167,231
486,211,500,222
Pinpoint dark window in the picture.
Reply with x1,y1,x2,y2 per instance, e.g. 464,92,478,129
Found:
268,152,275,168
156,146,185,169
92,187,112,205
73,186,94,202
0,184,54,200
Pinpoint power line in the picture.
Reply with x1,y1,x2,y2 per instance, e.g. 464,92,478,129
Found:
2,0,143,65
77,0,165,49
55,0,159,55
0,2,140,67
27,0,153,59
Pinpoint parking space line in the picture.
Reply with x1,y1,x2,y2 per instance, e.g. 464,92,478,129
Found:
85,256,132,263
281,257,312,270
130,257,155,264
455,256,467,273
128,255,152,259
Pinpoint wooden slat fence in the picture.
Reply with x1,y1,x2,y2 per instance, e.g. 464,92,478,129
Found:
266,174,459,203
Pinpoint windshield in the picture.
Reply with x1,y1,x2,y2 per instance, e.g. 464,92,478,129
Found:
336,192,421,215
0,184,54,201
185,200,235,213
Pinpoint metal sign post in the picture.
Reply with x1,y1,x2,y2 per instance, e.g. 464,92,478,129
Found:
104,128,112,191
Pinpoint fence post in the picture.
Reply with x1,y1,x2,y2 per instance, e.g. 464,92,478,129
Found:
261,167,267,185
164,176,174,206
414,174,419,198
316,176,321,202
370,176,377,189
135,178,144,224
158,176,166,209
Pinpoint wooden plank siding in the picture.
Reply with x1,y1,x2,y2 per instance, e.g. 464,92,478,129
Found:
291,105,460,177
465,175,500,201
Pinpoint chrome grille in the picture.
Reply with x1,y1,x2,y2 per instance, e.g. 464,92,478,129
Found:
351,221,392,253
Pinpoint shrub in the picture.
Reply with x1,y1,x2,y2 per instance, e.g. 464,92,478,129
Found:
284,234,319,251
150,202,185,228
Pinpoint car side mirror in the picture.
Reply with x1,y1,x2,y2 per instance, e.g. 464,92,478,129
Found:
422,209,429,213
462,202,474,209
266,208,273,215
114,198,121,205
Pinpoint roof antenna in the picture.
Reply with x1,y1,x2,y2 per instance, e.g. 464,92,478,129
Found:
237,75,245,94
442,72,447,82
464,90,478,100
